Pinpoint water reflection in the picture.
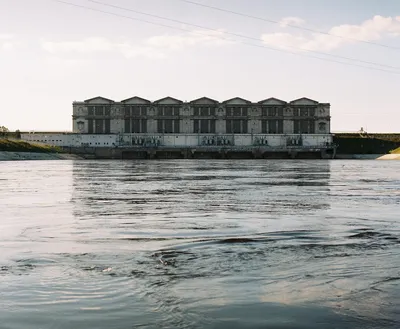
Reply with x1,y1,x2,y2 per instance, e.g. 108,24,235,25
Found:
71,160,332,225
1,160,399,328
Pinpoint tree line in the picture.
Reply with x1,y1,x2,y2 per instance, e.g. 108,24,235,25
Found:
0,126,21,139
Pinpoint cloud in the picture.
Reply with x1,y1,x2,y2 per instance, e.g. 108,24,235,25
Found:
0,34,15,51
262,15,400,52
279,17,305,28
146,29,231,49
41,36,164,59
41,30,231,59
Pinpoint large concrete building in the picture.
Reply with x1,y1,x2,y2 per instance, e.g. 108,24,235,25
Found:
71,96,331,136
22,96,335,159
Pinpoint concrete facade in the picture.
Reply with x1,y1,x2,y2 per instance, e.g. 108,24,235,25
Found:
71,96,331,136
21,95,335,158
22,133,333,149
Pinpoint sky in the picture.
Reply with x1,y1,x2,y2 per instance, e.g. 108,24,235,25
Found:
1,0,400,132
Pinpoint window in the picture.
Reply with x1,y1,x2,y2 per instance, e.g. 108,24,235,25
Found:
194,107,216,117
262,120,283,133
300,120,309,133
233,108,241,116
174,120,180,133
294,120,315,134
95,119,104,134
310,121,315,133
226,107,248,117
125,119,130,133
262,108,268,116
242,120,248,133
278,120,283,133
226,120,247,133
210,120,216,133
194,120,215,133
157,119,163,133
95,106,104,116
105,106,111,116
157,119,178,133
262,107,282,117
77,121,85,132
88,107,94,115
200,119,208,133
88,119,93,134
105,119,110,134
268,108,277,117
269,120,278,134
318,122,327,132
132,106,141,116
231,120,238,133
132,119,141,133
164,119,173,133
261,120,267,133
300,108,308,116
142,120,148,133
164,107,173,116
200,107,209,116
131,119,147,133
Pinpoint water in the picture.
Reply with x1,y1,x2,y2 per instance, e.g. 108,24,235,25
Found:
0,160,399,329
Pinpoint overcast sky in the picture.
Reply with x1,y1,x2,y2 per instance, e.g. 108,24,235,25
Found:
1,0,400,132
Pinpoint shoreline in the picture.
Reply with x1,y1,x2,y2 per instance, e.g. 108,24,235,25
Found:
1,151,399,161
0,151,83,161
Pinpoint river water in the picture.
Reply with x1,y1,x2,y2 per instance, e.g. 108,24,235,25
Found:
0,160,399,329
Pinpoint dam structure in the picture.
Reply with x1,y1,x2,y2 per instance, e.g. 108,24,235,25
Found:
22,96,336,159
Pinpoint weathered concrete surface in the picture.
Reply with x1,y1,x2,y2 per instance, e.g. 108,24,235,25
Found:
0,152,83,161
62,146,334,160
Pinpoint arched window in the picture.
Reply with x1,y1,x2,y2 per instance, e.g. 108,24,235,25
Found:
318,122,327,132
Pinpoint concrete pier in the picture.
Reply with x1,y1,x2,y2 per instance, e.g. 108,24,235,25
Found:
64,145,336,160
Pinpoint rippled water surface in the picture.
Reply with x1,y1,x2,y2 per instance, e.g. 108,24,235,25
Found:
0,160,399,329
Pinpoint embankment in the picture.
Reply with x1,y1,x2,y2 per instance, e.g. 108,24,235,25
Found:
334,133,400,159
0,151,82,161
0,139,82,161
334,133,400,154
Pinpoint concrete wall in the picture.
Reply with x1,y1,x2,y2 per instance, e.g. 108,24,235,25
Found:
180,118,193,133
216,120,226,134
283,120,294,134
22,133,118,147
22,133,333,148
249,119,261,134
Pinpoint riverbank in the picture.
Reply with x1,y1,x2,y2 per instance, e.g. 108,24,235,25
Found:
0,139,83,161
0,138,62,153
334,133,400,155
0,151,83,161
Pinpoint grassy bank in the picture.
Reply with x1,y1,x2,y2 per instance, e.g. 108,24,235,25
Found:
334,133,400,154
390,147,400,154
0,139,62,153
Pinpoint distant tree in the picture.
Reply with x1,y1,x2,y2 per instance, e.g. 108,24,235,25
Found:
15,129,21,139
0,126,9,137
